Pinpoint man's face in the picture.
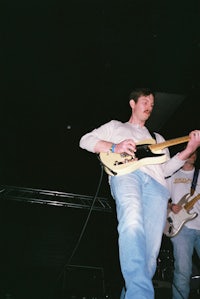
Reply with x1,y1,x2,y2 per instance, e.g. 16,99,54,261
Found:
134,94,154,122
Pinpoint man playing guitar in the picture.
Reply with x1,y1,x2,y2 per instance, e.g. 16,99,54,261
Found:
166,150,200,299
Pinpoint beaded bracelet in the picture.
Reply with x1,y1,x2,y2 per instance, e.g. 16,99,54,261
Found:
110,143,116,153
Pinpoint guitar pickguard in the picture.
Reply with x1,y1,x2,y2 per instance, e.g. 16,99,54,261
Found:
100,144,166,176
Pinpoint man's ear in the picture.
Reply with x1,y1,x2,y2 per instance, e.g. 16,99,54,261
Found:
129,99,135,108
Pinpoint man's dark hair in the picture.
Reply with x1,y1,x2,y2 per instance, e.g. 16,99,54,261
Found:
128,88,155,102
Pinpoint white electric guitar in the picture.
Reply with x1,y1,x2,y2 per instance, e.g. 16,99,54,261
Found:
164,193,200,238
99,135,189,176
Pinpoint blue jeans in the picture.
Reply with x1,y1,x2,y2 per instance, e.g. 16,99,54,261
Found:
110,170,169,299
171,226,200,299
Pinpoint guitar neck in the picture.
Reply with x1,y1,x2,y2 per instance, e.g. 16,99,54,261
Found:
185,194,200,211
149,136,189,151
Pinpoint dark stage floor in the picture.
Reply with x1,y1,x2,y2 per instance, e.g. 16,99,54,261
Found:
0,266,199,299
0,287,200,299
0,192,199,299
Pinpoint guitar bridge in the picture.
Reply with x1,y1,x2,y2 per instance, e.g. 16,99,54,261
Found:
114,153,136,165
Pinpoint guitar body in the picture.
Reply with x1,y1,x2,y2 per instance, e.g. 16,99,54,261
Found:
99,135,190,176
164,209,198,238
99,139,166,176
164,193,199,238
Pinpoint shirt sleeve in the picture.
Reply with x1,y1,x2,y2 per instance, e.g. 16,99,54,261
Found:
164,153,185,178
154,132,185,177
79,120,119,153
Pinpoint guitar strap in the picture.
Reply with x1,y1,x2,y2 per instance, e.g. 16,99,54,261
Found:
149,130,157,143
190,167,199,196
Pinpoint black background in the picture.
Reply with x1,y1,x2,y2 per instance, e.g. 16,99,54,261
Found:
1,0,200,196
0,1,200,298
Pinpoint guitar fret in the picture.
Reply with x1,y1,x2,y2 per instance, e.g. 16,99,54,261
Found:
184,194,200,211
149,136,189,151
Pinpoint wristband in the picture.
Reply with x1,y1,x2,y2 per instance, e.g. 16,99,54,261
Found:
110,143,116,153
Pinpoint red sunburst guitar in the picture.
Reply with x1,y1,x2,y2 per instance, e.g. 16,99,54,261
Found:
163,193,200,237
99,135,189,176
